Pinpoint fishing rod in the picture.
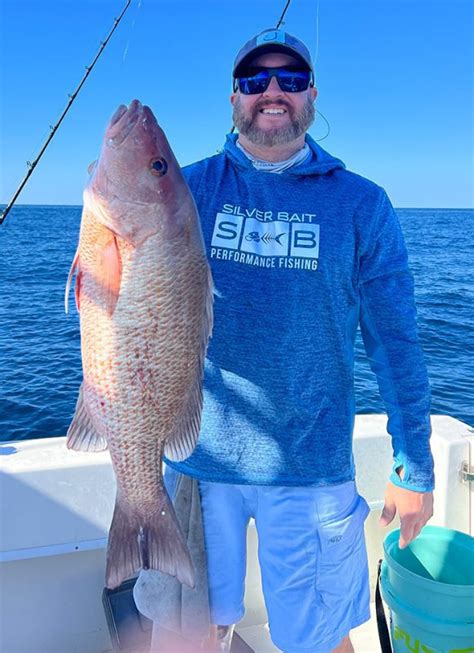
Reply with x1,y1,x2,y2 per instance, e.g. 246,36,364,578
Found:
276,0,292,29
0,0,132,226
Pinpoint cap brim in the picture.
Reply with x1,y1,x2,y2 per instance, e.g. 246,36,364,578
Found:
233,44,311,77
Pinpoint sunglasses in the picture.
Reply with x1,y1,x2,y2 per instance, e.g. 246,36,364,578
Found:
234,66,313,95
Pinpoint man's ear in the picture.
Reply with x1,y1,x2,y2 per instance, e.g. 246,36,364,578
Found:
310,86,318,102
230,92,237,106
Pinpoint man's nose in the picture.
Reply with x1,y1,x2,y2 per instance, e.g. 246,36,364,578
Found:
263,75,283,95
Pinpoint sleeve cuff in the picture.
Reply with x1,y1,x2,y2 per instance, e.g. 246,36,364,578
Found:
389,469,434,493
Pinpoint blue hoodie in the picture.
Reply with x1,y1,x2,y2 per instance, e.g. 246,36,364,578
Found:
164,133,435,493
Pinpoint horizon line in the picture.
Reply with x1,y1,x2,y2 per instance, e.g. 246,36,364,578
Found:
2,203,473,212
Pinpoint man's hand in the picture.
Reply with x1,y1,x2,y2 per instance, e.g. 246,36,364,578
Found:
379,466,434,549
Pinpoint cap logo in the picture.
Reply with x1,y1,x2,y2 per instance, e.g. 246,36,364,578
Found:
256,30,286,46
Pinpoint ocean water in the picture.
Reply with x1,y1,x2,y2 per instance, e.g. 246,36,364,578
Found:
0,205,473,442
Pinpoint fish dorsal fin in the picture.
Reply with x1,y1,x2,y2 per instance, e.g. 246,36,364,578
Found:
164,379,203,462
66,383,108,452
99,235,122,316
205,265,214,340
65,249,80,314
165,265,214,462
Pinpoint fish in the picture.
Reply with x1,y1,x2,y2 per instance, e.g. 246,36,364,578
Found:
65,99,213,590
245,231,286,245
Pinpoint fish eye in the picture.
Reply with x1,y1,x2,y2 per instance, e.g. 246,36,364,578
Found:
150,157,168,176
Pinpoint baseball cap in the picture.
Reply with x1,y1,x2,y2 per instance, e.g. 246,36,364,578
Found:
233,29,314,78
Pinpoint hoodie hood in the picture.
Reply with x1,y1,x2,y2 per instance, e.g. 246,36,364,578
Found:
223,132,346,177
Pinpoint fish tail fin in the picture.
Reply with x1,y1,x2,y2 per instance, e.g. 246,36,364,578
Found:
105,492,195,590
142,491,195,589
105,499,142,590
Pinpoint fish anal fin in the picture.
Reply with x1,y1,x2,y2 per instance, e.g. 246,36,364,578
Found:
66,383,108,452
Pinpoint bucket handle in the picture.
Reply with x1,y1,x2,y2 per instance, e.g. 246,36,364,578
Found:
376,559,393,653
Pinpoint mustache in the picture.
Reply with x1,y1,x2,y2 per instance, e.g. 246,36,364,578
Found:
254,99,291,112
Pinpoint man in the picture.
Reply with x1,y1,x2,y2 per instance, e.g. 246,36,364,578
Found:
164,29,435,653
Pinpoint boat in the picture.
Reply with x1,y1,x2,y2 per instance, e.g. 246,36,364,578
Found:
1,413,472,652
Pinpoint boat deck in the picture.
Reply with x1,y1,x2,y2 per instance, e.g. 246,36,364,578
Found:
1,417,472,653
98,600,382,652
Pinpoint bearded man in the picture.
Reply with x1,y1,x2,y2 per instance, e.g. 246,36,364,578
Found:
160,29,434,653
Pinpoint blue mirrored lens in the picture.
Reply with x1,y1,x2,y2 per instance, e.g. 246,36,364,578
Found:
278,70,311,92
238,69,311,94
239,71,269,94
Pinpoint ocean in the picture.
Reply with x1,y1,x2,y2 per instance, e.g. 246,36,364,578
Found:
0,205,473,442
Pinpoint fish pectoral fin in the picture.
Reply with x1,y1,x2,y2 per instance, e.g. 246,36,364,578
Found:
164,380,203,462
98,235,122,316
105,491,195,590
66,383,108,452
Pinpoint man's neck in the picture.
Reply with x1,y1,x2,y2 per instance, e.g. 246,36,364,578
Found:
236,134,306,162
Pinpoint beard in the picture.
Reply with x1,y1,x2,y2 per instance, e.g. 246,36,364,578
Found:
232,95,315,147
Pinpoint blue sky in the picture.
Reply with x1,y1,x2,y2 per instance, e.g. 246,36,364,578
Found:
1,0,472,208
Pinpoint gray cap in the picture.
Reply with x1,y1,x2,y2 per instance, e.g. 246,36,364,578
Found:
233,29,314,78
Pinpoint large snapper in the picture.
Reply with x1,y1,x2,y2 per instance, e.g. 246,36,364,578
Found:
65,99,213,590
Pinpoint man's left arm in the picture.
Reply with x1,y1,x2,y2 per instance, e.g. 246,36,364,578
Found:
358,190,434,548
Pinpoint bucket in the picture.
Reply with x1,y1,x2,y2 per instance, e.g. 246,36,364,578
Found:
378,525,474,653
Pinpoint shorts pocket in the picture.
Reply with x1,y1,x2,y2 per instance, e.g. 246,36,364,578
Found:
315,494,370,605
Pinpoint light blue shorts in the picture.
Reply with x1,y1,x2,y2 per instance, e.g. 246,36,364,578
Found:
164,468,371,653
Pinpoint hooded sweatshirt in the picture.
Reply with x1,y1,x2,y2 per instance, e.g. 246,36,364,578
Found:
164,133,435,493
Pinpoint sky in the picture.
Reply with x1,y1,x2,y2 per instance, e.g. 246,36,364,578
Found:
0,0,473,208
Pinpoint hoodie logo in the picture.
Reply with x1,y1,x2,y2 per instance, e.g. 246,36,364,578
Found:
245,231,286,246
211,208,320,272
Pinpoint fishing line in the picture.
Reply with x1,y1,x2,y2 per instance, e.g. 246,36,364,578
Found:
314,110,330,142
122,0,142,63
313,0,320,65
0,0,133,226
312,0,331,142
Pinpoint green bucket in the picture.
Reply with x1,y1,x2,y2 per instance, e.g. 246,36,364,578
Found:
380,525,474,653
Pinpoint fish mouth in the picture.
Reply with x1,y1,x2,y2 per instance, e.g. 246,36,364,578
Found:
106,99,144,146
109,104,128,126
